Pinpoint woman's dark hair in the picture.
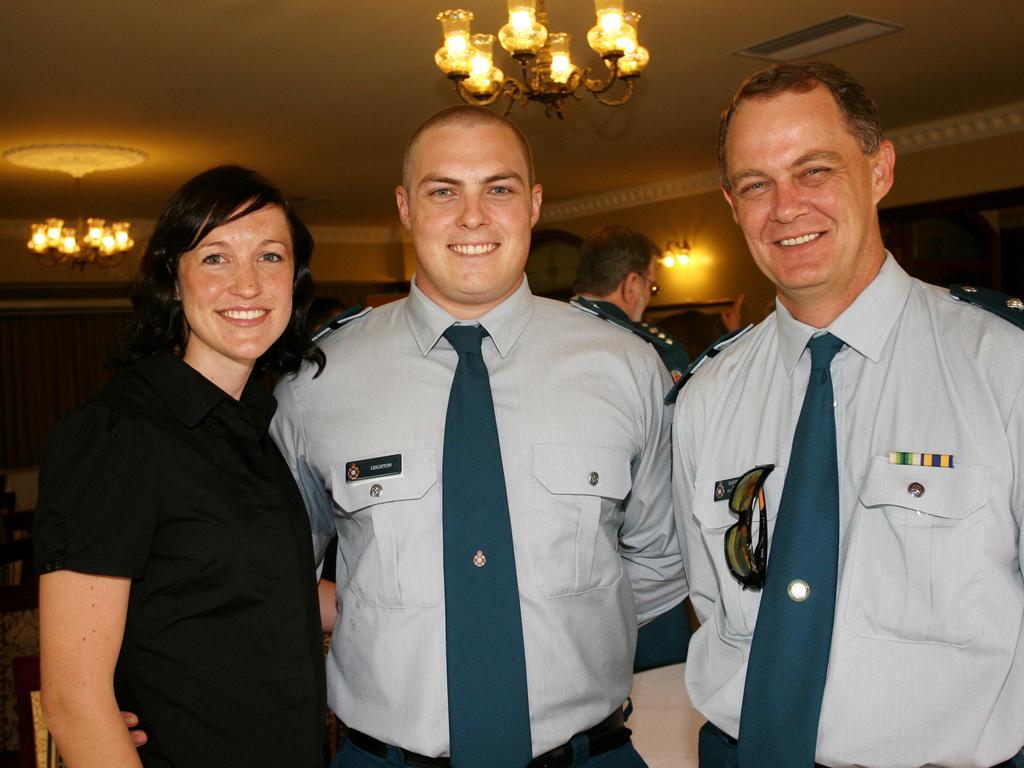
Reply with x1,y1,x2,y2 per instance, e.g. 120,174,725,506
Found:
114,164,325,378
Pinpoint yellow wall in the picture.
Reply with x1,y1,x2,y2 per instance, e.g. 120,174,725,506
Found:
310,241,407,283
884,132,1024,208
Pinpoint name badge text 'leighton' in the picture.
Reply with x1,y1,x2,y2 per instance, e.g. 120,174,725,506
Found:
345,454,402,483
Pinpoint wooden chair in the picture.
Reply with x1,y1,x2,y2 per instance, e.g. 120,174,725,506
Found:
13,656,59,768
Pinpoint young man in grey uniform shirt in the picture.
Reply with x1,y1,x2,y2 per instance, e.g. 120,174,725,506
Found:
272,107,686,766
673,62,1024,766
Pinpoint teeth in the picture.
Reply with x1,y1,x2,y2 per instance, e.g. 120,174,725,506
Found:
222,309,267,320
779,233,821,247
450,243,497,255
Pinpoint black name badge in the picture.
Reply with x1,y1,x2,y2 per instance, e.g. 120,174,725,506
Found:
713,475,741,502
345,454,402,483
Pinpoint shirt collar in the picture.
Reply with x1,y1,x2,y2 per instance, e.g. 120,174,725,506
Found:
134,352,277,432
405,274,534,358
775,252,912,375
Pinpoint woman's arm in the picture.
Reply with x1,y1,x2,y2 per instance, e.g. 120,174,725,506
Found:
317,578,339,633
39,570,144,768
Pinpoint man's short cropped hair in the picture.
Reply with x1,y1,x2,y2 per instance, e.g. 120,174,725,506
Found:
573,225,659,296
717,61,884,189
401,105,536,189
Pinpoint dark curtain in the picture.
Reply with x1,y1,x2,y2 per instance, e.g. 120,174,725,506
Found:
0,312,131,468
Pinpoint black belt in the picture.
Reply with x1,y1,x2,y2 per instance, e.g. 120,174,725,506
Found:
347,709,630,768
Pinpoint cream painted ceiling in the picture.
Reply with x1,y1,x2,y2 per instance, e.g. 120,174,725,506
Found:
2,0,1022,228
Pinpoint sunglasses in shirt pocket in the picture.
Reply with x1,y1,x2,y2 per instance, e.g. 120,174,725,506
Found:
691,466,785,639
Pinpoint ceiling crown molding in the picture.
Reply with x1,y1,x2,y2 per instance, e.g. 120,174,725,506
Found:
887,101,1024,153
539,100,1024,225
539,170,721,225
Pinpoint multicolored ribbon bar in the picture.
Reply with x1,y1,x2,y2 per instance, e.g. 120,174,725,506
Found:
888,451,954,468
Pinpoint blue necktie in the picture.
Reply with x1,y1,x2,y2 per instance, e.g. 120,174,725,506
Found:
442,325,532,767
738,333,844,768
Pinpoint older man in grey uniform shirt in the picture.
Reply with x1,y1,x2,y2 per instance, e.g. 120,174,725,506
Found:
273,107,685,767
673,62,1024,767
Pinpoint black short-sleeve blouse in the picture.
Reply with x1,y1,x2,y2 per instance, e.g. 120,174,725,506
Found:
34,353,326,767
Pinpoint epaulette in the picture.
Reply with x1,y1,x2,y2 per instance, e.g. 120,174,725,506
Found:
664,323,754,405
571,296,690,383
311,305,372,343
571,297,677,350
950,285,1024,331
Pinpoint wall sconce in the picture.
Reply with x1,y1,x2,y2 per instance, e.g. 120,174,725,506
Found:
662,239,690,268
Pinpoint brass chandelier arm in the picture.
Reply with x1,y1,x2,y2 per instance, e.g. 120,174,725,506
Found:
591,76,635,107
580,54,622,96
452,76,528,114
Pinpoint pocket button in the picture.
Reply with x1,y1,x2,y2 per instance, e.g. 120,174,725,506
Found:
907,481,925,498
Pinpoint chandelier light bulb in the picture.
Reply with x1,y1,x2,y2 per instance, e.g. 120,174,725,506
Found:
436,9,475,75
60,228,79,255
510,9,533,31
599,11,622,33
113,222,133,250
547,32,574,83
470,33,495,77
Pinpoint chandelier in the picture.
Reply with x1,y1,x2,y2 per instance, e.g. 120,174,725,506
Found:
4,144,146,269
433,0,650,119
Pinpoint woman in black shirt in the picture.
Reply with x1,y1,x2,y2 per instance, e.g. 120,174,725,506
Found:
35,165,327,767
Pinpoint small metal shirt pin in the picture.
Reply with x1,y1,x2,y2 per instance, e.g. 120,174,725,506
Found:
369,484,383,498
787,579,811,602
473,550,487,567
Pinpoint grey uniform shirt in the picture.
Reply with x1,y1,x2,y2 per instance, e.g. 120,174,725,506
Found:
273,276,686,758
674,255,1024,768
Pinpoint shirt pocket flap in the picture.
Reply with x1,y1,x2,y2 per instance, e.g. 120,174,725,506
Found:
532,443,633,500
330,449,438,514
858,455,987,520
691,489,737,530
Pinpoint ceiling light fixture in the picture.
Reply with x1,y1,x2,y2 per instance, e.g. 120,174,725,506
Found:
433,0,650,119
4,144,146,269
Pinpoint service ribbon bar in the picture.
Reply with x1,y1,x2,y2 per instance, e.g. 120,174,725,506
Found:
888,451,954,468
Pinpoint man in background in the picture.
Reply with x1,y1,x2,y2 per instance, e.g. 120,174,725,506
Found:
572,225,692,671
572,225,689,382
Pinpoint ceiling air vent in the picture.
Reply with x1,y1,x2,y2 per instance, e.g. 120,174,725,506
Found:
733,15,903,61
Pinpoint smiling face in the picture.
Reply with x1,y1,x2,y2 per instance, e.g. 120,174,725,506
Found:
177,204,294,392
395,119,542,320
722,86,895,326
